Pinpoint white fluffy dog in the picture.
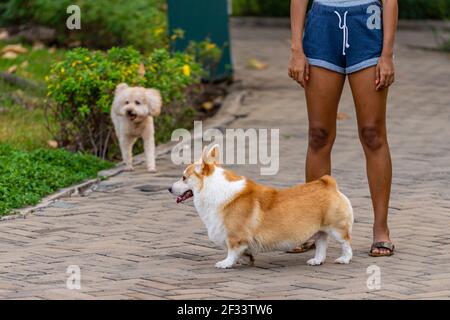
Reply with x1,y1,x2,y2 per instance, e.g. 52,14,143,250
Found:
111,83,162,172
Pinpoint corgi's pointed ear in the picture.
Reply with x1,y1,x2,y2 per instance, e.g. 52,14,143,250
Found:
209,144,219,162
201,146,209,163
115,83,128,94
145,88,162,116
203,144,219,164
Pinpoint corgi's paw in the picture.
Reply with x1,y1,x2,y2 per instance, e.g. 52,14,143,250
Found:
215,259,235,269
147,166,157,173
307,258,325,266
334,256,351,264
124,165,134,172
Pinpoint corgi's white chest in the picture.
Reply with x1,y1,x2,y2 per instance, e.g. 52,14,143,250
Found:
193,168,246,247
194,200,227,246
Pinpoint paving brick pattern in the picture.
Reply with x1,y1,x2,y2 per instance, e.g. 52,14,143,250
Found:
0,26,449,299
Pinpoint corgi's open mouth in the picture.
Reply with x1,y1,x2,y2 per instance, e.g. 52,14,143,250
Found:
176,190,193,203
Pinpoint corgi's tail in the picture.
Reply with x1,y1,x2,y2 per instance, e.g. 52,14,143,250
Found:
320,175,337,190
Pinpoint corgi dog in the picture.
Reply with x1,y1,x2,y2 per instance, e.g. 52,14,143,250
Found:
169,145,353,269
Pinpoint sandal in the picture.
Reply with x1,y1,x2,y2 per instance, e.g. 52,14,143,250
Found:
286,241,316,254
369,242,395,257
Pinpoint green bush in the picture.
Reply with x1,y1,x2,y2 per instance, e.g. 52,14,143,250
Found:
0,0,167,51
45,46,202,159
186,39,224,81
232,0,450,20
0,144,112,216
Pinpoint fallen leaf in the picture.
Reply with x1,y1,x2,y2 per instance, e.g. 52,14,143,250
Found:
47,140,58,148
201,101,214,111
213,96,224,105
2,51,18,59
68,40,81,48
32,41,45,51
6,65,17,74
20,60,29,69
1,44,28,54
337,112,350,120
138,63,146,77
48,47,56,53
247,58,268,70
0,30,9,40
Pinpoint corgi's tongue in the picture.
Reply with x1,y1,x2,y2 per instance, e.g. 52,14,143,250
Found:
176,190,193,203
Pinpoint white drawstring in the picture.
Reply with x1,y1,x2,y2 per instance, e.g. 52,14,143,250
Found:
334,10,350,56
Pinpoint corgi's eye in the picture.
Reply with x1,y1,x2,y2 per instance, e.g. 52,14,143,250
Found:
182,176,187,181
125,101,129,104
135,101,141,105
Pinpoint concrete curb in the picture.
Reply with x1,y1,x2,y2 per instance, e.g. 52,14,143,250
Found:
1,89,247,222
230,17,450,32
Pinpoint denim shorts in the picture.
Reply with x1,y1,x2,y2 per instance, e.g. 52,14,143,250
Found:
303,0,383,74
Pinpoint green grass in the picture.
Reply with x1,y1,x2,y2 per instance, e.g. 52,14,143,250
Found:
0,41,66,83
0,40,65,150
0,144,113,216
0,43,113,216
0,79,54,150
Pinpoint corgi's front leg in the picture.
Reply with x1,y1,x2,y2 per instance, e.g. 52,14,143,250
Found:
215,241,248,269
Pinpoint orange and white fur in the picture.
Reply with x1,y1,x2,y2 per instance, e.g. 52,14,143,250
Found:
111,83,162,172
169,145,353,269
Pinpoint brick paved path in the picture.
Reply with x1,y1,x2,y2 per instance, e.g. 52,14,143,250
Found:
0,25,449,299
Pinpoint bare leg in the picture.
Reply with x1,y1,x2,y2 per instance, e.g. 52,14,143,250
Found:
305,67,346,181
348,67,393,255
143,119,156,172
288,67,345,254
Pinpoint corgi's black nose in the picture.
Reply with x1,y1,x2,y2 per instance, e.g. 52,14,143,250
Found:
168,187,172,193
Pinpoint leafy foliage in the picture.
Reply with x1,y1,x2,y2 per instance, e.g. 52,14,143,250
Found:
0,144,112,216
0,0,167,51
186,39,224,81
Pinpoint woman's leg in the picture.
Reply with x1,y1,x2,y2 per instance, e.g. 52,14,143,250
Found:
305,66,346,181
287,66,345,254
348,67,393,255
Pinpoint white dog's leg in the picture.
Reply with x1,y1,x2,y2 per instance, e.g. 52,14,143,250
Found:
307,232,328,266
215,245,247,269
120,136,136,171
143,121,156,172
329,229,353,264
